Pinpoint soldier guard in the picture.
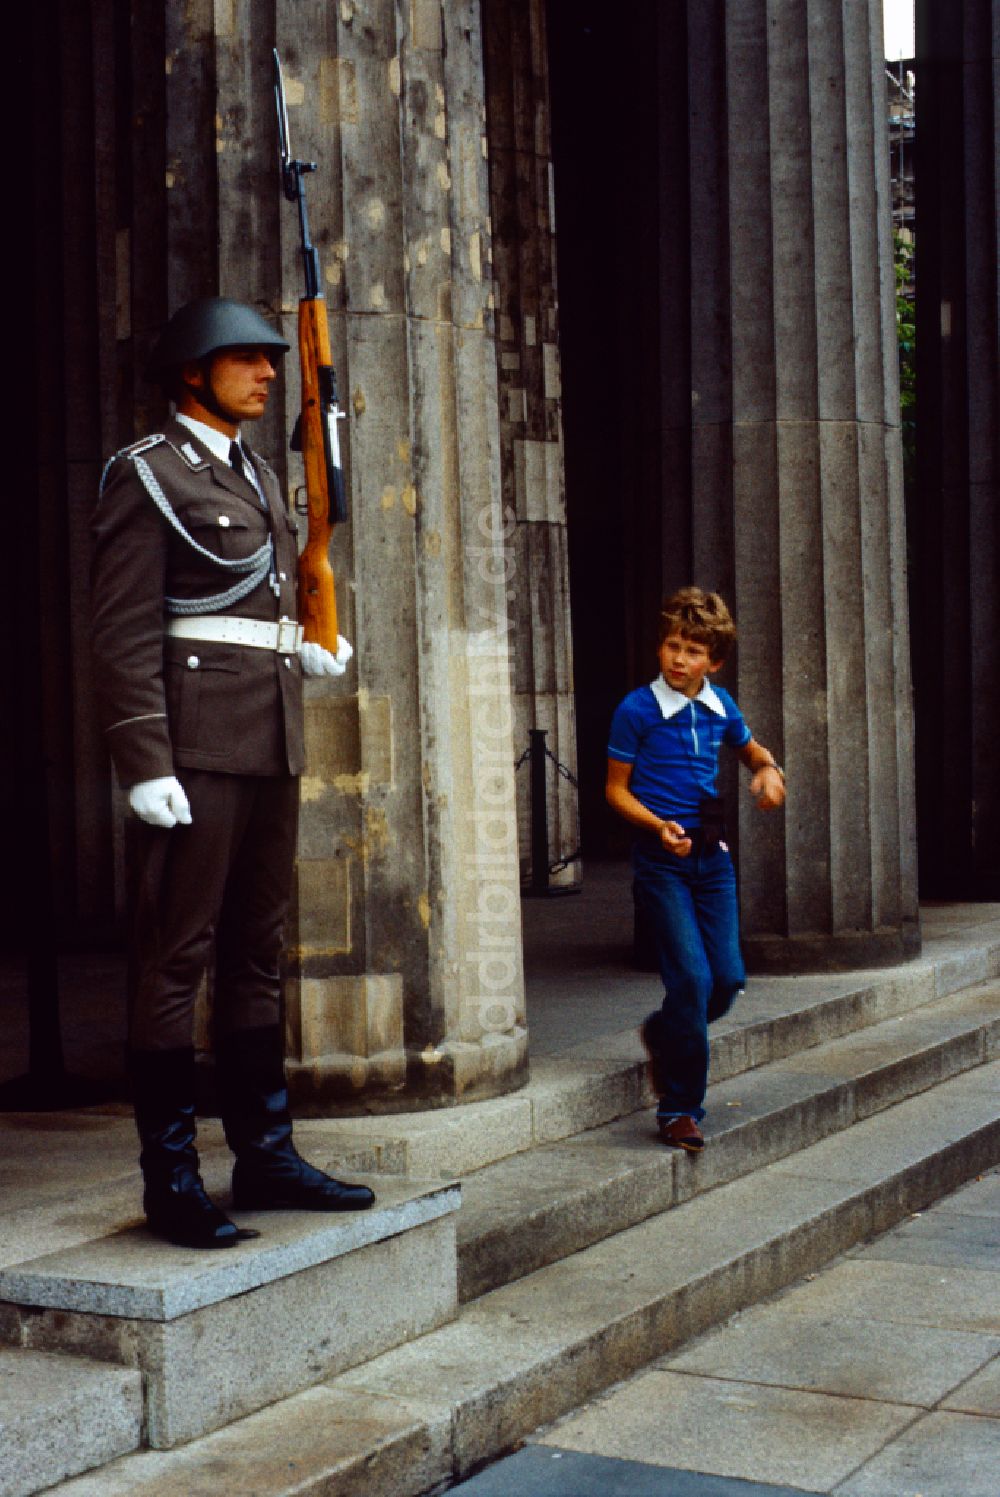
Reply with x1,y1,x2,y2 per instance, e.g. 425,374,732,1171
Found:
92,297,375,1249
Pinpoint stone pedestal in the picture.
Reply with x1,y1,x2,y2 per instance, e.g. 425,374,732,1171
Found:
0,1182,459,1449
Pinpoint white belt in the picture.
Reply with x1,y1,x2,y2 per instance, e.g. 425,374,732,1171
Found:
167,615,303,653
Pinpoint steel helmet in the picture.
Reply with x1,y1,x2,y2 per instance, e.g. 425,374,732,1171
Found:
147,297,290,377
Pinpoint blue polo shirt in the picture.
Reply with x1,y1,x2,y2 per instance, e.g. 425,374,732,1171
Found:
608,676,751,826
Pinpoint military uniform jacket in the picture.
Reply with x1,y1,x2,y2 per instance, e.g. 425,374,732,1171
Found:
92,417,305,789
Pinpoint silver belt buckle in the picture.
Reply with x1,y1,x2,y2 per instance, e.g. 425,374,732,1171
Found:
276,618,300,654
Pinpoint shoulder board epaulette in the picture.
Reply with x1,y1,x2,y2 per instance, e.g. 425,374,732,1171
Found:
175,438,211,471
99,434,167,497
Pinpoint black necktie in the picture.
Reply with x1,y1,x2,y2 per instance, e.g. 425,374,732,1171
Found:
229,440,246,479
230,440,268,510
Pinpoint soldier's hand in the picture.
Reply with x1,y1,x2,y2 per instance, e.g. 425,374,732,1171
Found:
299,636,353,677
129,776,193,828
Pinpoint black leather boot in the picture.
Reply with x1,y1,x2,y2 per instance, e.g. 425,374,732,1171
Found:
130,1048,258,1249
217,1027,375,1212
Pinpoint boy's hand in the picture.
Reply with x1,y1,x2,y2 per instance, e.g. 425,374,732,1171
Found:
750,765,786,810
659,820,692,857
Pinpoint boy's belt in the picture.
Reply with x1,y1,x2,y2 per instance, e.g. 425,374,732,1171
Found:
637,826,723,857
167,616,303,652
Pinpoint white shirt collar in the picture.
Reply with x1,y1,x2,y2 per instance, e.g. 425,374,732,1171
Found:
175,411,241,467
649,674,726,721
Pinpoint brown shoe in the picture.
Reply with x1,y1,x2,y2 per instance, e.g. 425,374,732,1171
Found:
658,1114,704,1152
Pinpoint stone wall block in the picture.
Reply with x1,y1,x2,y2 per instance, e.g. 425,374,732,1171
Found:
884,424,918,909
213,0,282,320
687,0,731,430
767,0,819,419
843,0,886,426
689,424,736,598
484,0,578,887
338,54,408,318
806,0,856,418
442,0,496,335
164,0,218,309
725,0,777,423
817,421,873,934
296,973,403,1064
397,44,456,326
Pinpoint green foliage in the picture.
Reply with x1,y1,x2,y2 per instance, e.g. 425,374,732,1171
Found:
895,232,916,491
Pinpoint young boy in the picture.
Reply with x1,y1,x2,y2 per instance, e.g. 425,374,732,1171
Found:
606,587,785,1152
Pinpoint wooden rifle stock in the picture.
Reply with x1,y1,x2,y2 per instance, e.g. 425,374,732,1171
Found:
274,49,348,656
296,299,339,651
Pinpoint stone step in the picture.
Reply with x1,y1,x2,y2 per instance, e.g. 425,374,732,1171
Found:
39,1062,1000,1497
0,1179,460,1452
456,979,1000,1300
0,1347,142,1497
296,924,1000,1181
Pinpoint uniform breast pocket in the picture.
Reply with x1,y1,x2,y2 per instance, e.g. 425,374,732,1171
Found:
182,501,265,561
165,645,243,755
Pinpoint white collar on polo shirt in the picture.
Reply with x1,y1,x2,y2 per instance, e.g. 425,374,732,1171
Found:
649,674,726,721
175,411,242,467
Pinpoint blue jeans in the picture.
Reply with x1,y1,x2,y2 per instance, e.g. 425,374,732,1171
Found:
633,838,745,1121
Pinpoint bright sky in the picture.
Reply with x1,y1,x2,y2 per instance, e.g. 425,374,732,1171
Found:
884,0,915,60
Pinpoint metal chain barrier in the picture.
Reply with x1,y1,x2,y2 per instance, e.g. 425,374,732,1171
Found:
513,729,582,889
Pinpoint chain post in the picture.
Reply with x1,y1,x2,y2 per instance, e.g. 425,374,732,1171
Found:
529,728,550,895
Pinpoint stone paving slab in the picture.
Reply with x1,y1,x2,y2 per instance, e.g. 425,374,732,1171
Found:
453,1445,818,1495
848,1204,1000,1270
663,1305,998,1408
0,1179,458,1319
835,1409,1000,1497
941,1356,1000,1416
761,1258,1000,1337
932,1169,1000,1216
535,1369,918,1493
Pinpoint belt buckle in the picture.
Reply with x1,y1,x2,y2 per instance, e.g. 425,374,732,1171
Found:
276,617,300,654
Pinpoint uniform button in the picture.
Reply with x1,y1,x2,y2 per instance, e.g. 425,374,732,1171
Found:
284,657,292,669
187,655,200,670
218,515,231,528
279,571,287,581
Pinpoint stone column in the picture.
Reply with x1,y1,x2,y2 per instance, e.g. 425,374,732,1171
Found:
660,0,919,969
482,0,580,888
269,1,526,1108
912,0,1000,897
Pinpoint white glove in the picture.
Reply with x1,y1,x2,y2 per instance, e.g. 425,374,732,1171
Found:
128,776,193,828
298,635,354,677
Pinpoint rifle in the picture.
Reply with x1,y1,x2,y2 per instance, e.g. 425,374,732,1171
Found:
273,49,348,651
